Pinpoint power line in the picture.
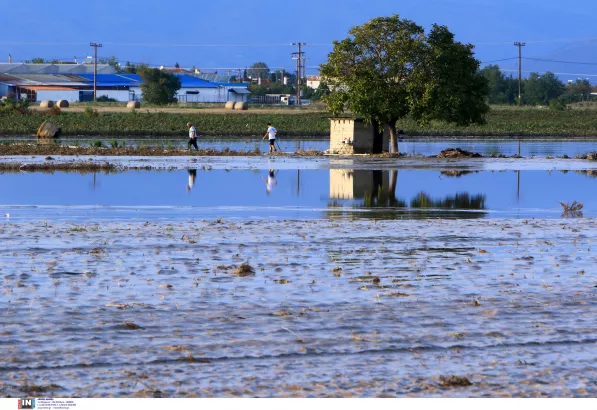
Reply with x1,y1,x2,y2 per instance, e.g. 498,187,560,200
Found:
481,57,519,64
501,69,597,77
524,57,597,66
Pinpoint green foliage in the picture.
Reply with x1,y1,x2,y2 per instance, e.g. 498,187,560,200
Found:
549,98,567,111
25,57,60,64
249,82,294,96
110,139,119,148
122,61,137,74
98,56,122,73
312,82,331,101
0,94,31,115
523,72,565,105
92,140,104,148
96,96,119,103
247,62,270,80
84,106,99,118
320,14,488,152
480,65,518,104
560,79,593,103
137,67,181,105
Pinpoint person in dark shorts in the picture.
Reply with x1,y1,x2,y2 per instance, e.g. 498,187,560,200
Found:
187,122,199,150
261,122,277,153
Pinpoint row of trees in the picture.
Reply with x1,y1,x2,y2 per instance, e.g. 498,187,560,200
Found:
480,65,594,106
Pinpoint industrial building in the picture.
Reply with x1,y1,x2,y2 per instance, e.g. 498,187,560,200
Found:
0,63,249,103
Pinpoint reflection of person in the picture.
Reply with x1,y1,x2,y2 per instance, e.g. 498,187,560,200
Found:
187,122,199,151
186,169,197,192
261,122,277,153
262,169,278,194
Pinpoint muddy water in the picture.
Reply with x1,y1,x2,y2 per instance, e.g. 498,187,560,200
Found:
1,169,597,221
1,219,596,397
2,137,597,157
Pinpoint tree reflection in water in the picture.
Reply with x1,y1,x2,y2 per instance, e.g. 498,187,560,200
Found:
328,170,487,220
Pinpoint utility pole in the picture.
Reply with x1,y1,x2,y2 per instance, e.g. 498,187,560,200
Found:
514,42,526,106
90,42,103,101
291,42,306,106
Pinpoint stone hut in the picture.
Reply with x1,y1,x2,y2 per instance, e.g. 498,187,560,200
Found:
329,117,389,154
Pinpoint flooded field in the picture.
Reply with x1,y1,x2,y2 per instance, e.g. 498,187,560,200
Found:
1,153,597,397
1,219,596,397
1,168,596,221
2,137,597,157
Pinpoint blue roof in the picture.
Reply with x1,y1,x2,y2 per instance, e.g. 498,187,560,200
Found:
78,74,140,87
215,82,249,88
118,73,218,88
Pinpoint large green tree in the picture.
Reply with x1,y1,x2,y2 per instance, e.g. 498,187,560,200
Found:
137,66,181,105
320,15,489,153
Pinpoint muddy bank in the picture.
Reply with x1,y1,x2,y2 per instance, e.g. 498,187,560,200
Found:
0,144,265,157
1,218,596,397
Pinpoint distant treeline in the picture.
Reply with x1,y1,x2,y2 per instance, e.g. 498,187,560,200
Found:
481,65,595,108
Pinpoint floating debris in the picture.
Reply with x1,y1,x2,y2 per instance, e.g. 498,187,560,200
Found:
439,375,473,387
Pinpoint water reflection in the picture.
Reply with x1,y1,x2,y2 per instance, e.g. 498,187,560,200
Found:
186,169,197,192
1,168,596,221
328,169,487,219
262,169,278,195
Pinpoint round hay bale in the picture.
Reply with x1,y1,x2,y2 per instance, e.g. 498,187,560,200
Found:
224,101,235,110
233,101,248,111
56,100,69,108
39,100,54,108
127,101,140,109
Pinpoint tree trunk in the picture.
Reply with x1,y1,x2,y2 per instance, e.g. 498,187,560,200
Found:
388,122,399,154
371,119,383,154
389,170,398,206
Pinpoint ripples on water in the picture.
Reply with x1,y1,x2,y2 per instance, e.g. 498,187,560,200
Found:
1,219,596,397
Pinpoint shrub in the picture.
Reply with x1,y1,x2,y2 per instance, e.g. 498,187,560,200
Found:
47,106,61,116
96,96,118,103
84,106,99,118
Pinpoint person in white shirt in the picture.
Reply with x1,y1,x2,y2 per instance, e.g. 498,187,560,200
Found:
187,122,199,150
186,169,197,192
261,122,277,153
262,169,278,194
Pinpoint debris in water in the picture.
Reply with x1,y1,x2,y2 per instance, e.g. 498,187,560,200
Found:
439,375,473,387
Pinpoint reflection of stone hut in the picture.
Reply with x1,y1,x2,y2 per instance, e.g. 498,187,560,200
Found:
329,169,389,199
329,117,389,154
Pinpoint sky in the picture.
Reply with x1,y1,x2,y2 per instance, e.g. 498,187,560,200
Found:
2,0,597,80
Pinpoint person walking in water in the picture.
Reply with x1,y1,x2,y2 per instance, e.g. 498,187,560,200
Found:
262,122,277,153
187,122,199,151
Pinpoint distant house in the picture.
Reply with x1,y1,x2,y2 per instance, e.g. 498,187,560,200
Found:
306,75,321,89
0,63,250,103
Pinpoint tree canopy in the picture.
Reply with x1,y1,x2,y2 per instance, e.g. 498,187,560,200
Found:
320,15,489,153
247,62,270,80
137,66,181,105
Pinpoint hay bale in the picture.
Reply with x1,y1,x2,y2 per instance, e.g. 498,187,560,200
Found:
36,120,61,138
224,101,235,110
127,101,140,109
56,100,69,108
233,101,248,111
39,100,54,108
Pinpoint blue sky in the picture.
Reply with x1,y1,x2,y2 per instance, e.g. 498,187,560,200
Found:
2,0,597,79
